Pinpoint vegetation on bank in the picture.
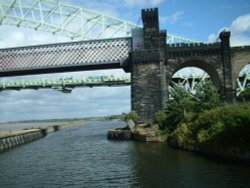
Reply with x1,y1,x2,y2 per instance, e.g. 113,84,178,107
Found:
125,81,250,160
238,88,250,102
169,104,250,156
153,81,250,160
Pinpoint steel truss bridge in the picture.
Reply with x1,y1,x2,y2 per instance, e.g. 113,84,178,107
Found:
0,0,202,78
0,75,131,93
1,73,249,96
0,0,249,96
0,0,200,43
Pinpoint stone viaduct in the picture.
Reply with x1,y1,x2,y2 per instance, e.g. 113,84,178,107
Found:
0,8,249,122
129,8,250,121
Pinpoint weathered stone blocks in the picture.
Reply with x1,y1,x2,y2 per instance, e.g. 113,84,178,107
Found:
0,130,44,153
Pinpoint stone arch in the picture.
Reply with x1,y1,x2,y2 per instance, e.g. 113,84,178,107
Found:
231,48,250,90
235,63,250,96
166,59,222,97
235,62,250,77
233,62,250,89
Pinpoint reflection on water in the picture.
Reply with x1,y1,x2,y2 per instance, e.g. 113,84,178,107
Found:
0,121,249,188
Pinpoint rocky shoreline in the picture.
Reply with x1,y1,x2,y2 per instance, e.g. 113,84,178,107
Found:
107,119,167,142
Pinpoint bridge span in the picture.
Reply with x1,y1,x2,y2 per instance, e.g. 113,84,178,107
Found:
0,38,131,76
0,6,250,121
1,73,249,96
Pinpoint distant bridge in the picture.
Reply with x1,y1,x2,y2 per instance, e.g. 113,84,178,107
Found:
1,4,250,121
0,75,131,93
1,73,249,96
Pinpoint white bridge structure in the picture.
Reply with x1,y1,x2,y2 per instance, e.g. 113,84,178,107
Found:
0,0,200,43
0,0,249,97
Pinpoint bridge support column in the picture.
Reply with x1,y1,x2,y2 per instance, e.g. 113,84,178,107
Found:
130,8,167,122
131,53,167,122
220,31,236,101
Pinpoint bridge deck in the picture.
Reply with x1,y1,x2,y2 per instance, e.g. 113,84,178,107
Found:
0,38,131,77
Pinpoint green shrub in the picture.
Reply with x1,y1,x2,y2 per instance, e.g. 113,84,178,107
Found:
169,103,250,154
124,111,138,123
164,86,198,130
194,103,250,148
144,120,154,128
154,111,167,128
169,123,196,150
195,81,221,111
238,88,250,101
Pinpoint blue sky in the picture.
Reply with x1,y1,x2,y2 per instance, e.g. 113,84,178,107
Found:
67,0,250,43
0,0,250,122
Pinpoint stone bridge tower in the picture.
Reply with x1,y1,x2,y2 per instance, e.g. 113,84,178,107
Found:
130,8,249,122
130,8,167,122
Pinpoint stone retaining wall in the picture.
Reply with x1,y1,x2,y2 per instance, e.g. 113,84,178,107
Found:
0,130,44,153
0,122,83,153
0,125,67,153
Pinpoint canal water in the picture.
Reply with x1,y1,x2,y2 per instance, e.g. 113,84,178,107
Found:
0,121,249,188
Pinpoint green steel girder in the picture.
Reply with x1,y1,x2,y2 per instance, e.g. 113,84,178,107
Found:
0,0,201,43
0,75,131,93
1,73,249,96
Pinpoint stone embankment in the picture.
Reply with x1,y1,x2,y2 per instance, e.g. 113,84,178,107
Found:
108,120,166,142
0,129,44,152
107,119,135,140
0,121,83,153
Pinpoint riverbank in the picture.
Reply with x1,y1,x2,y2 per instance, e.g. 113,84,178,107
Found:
108,103,250,164
167,103,250,164
0,120,85,153
108,120,167,142
133,103,250,164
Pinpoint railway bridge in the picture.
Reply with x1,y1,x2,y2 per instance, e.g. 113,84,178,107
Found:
0,6,249,121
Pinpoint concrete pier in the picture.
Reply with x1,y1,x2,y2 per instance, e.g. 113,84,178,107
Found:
0,129,44,152
0,121,84,153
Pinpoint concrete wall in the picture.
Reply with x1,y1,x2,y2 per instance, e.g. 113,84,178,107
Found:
0,125,64,153
0,130,44,152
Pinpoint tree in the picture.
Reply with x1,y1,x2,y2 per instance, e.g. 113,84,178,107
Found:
195,81,221,111
163,86,198,130
160,82,221,131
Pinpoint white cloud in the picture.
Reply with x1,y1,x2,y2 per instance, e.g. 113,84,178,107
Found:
0,26,69,48
0,25,131,122
231,14,250,34
207,33,218,43
230,35,250,46
124,0,165,7
208,14,250,46
160,11,184,24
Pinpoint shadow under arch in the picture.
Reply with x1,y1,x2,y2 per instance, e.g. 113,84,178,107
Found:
167,60,222,92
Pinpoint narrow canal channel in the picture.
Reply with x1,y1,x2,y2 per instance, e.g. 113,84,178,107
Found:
0,121,249,188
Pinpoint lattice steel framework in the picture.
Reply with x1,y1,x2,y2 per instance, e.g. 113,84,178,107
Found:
0,0,200,43
170,72,250,97
1,73,249,95
0,37,131,76
0,75,131,93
